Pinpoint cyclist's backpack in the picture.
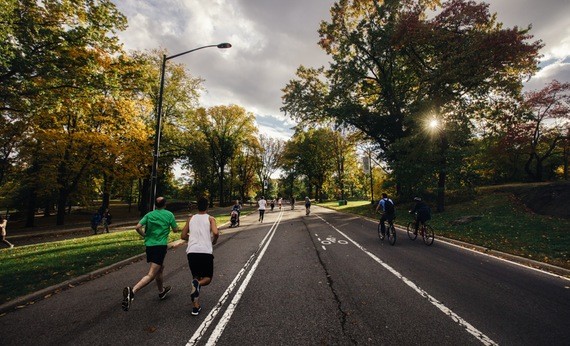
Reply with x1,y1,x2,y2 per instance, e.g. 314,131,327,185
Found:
384,199,395,214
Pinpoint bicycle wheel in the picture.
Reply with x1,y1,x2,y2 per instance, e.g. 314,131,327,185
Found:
388,223,396,246
407,222,417,240
422,224,435,246
377,222,384,240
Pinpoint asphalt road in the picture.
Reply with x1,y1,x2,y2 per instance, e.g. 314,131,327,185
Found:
1,206,569,345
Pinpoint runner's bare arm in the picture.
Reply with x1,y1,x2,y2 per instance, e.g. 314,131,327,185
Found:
210,216,219,245
181,216,192,241
135,223,145,238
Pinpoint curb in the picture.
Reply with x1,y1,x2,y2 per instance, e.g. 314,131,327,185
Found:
433,234,570,279
0,239,186,315
353,210,570,279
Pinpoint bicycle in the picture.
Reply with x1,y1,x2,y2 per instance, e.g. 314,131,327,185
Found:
378,216,396,246
406,219,434,246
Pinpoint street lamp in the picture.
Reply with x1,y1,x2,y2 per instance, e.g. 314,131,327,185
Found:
149,42,232,210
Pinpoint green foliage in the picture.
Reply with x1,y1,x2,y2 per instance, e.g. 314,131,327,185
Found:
282,128,338,200
182,105,259,205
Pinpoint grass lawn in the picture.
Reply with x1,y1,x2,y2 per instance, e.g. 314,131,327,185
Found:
0,213,238,305
318,196,570,270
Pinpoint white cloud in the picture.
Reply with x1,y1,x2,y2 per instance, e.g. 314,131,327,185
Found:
525,62,570,91
114,0,570,136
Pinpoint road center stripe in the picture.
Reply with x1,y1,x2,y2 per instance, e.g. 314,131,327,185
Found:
186,209,283,346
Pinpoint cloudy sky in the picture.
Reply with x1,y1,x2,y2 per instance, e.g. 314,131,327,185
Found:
114,0,570,140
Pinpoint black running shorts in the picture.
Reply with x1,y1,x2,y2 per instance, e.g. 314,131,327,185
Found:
146,245,168,265
187,253,214,278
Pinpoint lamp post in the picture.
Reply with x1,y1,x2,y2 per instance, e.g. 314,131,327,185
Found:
149,43,231,210
368,149,374,204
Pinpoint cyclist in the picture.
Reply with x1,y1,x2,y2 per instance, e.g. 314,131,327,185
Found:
409,197,431,234
375,193,395,240
304,196,311,215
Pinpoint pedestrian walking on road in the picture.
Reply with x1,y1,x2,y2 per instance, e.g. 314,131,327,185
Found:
121,197,179,311
181,197,219,316
258,196,267,222
0,215,14,248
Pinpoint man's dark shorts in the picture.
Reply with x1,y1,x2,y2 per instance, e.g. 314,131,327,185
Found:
187,253,214,278
380,213,395,223
146,245,168,266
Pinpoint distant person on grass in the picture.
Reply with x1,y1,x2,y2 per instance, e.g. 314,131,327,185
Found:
122,197,179,311
181,197,219,316
0,215,14,248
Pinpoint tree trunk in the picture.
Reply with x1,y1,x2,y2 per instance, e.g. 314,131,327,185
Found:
102,173,111,211
25,189,37,228
524,153,539,182
564,146,569,180
436,134,448,213
535,158,543,182
56,188,69,225
139,177,150,216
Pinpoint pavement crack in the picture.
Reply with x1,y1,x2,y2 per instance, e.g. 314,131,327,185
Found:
305,220,357,345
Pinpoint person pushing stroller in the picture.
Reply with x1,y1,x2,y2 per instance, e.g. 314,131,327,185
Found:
230,200,241,227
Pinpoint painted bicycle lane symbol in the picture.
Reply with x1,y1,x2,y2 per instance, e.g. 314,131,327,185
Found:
316,233,348,250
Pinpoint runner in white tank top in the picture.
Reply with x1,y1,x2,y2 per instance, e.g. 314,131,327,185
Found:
181,197,219,316
186,214,214,254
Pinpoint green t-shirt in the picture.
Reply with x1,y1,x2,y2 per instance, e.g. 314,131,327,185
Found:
138,209,178,246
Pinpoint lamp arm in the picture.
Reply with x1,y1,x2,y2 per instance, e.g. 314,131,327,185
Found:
166,45,219,61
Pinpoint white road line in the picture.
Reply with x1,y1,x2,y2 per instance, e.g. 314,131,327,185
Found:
322,245,327,251
442,240,570,282
205,210,284,345
387,219,568,281
186,209,283,346
317,215,498,346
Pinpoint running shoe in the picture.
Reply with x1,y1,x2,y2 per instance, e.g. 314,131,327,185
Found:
158,286,171,300
191,279,200,299
191,306,202,316
122,286,134,311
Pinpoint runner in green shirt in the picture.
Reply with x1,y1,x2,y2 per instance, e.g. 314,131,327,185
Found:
122,197,180,311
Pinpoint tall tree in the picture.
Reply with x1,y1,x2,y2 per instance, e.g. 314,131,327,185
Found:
282,128,336,201
517,80,570,181
254,135,284,197
283,0,542,211
194,105,258,206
